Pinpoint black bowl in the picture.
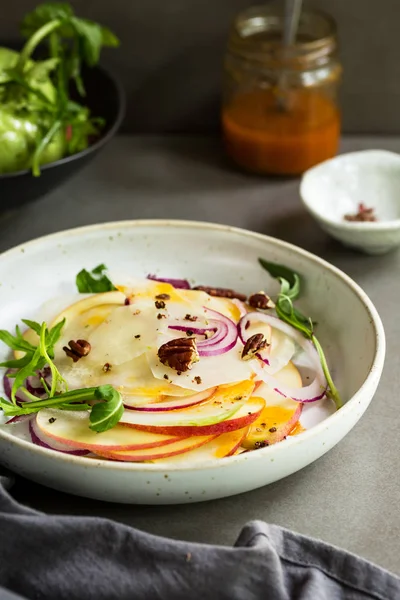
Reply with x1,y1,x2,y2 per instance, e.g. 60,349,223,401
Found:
0,62,125,210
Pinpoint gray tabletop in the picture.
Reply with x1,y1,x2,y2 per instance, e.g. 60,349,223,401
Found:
1,135,399,576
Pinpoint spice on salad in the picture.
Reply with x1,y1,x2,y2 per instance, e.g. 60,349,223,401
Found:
155,294,170,300
344,203,377,222
155,300,166,309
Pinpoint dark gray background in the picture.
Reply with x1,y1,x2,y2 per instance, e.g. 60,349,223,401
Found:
1,0,398,133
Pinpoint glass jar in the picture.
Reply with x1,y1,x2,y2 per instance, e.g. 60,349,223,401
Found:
222,4,342,175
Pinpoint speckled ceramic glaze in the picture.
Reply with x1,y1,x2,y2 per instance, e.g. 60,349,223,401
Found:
0,221,385,504
300,150,400,254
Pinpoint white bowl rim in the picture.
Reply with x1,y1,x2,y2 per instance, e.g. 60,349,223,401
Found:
300,149,400,231
0,219,386,472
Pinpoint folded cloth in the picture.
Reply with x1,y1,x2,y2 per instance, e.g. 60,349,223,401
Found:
0,475,399,600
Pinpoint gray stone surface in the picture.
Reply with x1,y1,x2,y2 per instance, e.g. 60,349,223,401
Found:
1,135,399,576
1,0,400,133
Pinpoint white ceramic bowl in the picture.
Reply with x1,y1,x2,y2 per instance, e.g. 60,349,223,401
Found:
0,220,385,504
300,150,400,254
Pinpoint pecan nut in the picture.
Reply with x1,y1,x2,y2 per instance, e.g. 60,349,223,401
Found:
63,339,91,362
248,292,275,310
193,285,247,302
158,338,199,372
241,333,268,361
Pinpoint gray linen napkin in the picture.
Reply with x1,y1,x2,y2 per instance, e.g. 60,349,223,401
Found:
0,474,398,600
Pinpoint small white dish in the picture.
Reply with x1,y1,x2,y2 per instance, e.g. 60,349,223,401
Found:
0,220,385,504
300,150,400,254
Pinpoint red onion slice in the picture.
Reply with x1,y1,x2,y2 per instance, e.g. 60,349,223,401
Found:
147,275,191,289
167,307,238,357
243,314,327,403
29,419,90,455
5,414,33,424
3,370,30,403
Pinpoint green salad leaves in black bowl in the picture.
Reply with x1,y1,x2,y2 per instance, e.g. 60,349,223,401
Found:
0,2,124,209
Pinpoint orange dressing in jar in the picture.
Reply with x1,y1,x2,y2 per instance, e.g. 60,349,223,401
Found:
222,5,342,175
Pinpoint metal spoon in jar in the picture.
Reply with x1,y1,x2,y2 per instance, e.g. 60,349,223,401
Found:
275,0,303,111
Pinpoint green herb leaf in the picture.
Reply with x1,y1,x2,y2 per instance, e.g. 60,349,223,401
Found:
90,385,124,432
0,318,67,404
21,319,42,336
258,258,301,290
70,17,103,66
0,328,36,352
259,257,342,409
20,3,73,37
100,26,120,47
11,346,42,402
1,382,123,432
0,355,33,369
76,264,116,293
25,57,60,82
47,318,66,348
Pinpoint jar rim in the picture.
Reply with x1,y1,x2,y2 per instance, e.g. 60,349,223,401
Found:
228,4,337,68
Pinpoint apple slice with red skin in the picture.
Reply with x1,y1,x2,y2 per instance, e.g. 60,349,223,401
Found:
121,395,265,437
119,380,254,432
242,362,303,449
92,434,218,462
150,427,249,464
124,388,216,411
36,409,182,451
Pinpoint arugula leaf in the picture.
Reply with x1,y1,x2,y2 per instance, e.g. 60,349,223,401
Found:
0,317,122,432
259,258,342,409
21,319,42,335
0,318,66,403
47,318,66,349
90,385,124,432
0,327,36,353
11,346,42,403
76,264,116,293
0,355,33,369
258,258,301,290
0,383,123,433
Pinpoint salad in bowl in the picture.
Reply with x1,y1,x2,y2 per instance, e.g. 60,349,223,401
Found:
0,260,340,465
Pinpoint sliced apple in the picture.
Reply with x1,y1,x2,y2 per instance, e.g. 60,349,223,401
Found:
150,427,249,464
123,395,265,436
119,380,254,430
36,409,181,451
92,434,217,462
124,387,216,411
242,362,303,449
14,291,126,360
50,291,126,327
